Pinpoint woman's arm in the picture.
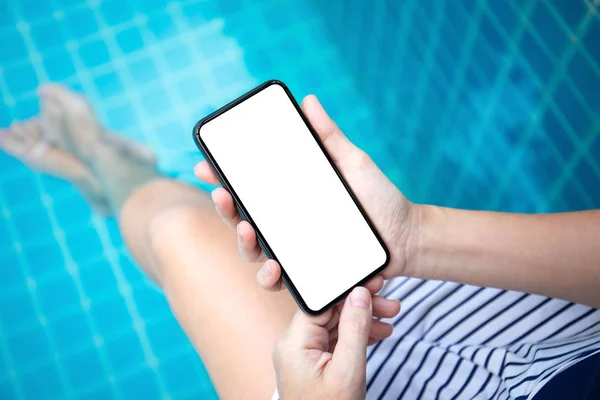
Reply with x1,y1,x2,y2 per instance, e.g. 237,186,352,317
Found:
408,206,600,308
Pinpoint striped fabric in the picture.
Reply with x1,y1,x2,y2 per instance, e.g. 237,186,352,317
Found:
365,278,600,400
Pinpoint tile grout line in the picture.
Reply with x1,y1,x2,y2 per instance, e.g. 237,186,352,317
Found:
486,4,597,210
11,4,121,398
445,0,538,206
414,0,489,200
84,0,172,397
0,239,24,399
471,0,594,210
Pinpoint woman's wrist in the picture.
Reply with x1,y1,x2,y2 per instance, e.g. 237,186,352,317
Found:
402,204,447,280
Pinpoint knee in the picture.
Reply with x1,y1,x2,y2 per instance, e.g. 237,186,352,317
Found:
148,206,205,254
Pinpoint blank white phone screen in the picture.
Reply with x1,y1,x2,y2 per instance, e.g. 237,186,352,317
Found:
200,83,387,311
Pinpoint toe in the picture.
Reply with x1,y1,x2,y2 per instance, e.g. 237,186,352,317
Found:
39,84,100,160
41,97,66,144
0,122,26,155
39,83,91,114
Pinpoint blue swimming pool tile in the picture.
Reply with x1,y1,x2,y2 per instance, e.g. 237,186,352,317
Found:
530,2,569,60
0,253,25,291
17,0,52,21
7,326,53,371
0,382,15,400
132,286,170,323
574,160,600,203
119,252,146,287
181,0,221,24
146,319,190,361
163,44,193,72
64,225,105,264
65,8,99,39
140,85,172,117
0,222,12,250
94,70,125,99
21,362,64,399
105,102,139,132
104,218,122,246
30,21,65,52
64,349,106,389
53,193,93,230
3,63,39,95
78,40,111,69
79,385,114,400
0,291,37,329
23,240,65,279
38,176,75,199
100,0,134,27
0,104,11,127
542,110,576,161
79,259,119,302
146,12,178,41
127,56,160,86
50,312,95,353
91,297,133,337
0,30,28,64
583,19,600,64
42,49,77,81
2,172,40,208
118,368,160,399
553,81,593,138
105,332,145,371
160,353,202,395
0,0,15,27
519,30,554,84
135,0,169,13
55,0,86,6
37,275,80,317
12,206,54,243
13,96,40,120
563,179,591,212
115,26,145,54
553,0,588,34
567,52,600,113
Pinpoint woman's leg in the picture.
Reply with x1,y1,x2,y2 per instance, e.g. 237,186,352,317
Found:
121,180,296,399
1,85,296,399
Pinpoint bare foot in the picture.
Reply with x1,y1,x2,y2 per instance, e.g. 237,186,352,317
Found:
0,84,158,216
0,119,111,214
39,84,156,167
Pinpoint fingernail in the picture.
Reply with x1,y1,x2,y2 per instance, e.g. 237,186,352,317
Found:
262,262,272,279
350,287,370,308
236,225,244,244
211,190,217,202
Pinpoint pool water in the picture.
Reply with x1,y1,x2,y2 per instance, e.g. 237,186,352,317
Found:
0,0,598,399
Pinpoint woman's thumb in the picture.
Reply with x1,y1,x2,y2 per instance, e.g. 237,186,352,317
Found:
332,287,372,373
301,95,356,163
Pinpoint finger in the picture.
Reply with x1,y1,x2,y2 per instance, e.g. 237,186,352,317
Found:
256,260,284,291
328,318,392,347
372,296,401,319
211,188,242,228
236,221,266,262
285,308,335,351
301,95,355,162
364,275,384,295
370,319,393,341
331,287,372,373
194,161,220,185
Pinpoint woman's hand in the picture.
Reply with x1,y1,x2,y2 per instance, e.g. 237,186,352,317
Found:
195,94,416,288
273,286,375,400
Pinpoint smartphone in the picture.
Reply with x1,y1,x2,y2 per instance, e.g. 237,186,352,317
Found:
193,80,389,315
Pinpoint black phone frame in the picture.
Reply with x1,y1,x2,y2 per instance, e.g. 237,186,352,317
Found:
193,80,390,315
